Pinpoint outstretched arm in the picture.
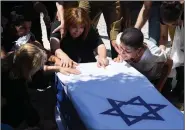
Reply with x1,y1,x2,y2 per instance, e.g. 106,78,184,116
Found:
134,1,152,29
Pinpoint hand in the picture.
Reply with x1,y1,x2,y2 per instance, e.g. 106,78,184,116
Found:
61,56,78,68
113,55,123,63
159,45,166,51
111,40,120,54
97,57,109,68
55,58,62,66
59,67,81,75
52,20,65,38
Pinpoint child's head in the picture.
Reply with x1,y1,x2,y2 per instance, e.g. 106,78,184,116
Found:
64,7,90,39
10,6,32,37
119,28,144,61
160,1,183,26
13,43,47,80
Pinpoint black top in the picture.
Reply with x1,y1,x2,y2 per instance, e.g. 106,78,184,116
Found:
1,53,39,127
50,20,103,63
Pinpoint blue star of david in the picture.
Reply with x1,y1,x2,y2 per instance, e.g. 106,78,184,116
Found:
100,96,167,126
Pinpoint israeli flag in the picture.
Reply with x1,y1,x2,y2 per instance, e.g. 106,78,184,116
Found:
57,61,183,130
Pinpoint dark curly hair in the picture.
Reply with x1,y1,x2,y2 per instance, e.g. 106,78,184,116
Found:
160,1,183,23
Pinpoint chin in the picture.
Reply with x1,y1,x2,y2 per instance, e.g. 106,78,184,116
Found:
72,35,79,39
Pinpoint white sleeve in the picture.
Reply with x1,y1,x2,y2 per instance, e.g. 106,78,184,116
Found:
144,39,167,63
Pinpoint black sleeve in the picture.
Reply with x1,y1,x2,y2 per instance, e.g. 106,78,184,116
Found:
1,33,14,53
86,26,104,50
30,32,36,42
50,20,61,40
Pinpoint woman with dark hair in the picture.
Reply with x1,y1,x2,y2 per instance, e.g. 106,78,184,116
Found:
50,7,109,68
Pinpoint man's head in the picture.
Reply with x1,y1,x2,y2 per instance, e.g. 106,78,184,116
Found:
119,28,144,61
160,1,183,26
10,6,32,37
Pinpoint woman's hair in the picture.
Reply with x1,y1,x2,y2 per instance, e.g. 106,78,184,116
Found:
120,28,144,49
64,7,91,39
10,43,47,80
160,1,183,23
10,5,32,26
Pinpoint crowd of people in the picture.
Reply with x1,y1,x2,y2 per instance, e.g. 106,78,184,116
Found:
1,1,184,130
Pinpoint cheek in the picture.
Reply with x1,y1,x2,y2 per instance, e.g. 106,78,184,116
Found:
79,28,84,34
17,28,26,36
69,28,76,35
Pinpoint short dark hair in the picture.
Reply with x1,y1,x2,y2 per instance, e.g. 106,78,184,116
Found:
160,1,183,23
120,28,144,49
10,5,32,26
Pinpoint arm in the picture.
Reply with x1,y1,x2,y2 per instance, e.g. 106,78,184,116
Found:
50,20,69,59
50,37,77,68
43,65,80,75
134,1,152,29
97,44,107,59
144,39,167,63
159,24,168,50
43,65,61,73
52,2,65,37
56,2,64,21
97,44,109,67
50,37,69,60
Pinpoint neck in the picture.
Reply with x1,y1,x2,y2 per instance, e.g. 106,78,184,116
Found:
132,46,146,63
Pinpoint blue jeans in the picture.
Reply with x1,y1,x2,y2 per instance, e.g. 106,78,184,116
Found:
1,124,14,130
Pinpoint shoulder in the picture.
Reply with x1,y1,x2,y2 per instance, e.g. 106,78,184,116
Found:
86,25,100,38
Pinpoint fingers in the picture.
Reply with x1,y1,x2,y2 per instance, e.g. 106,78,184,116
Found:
69,61,73,68
60,69,70,75
97,60,106,68
113,57,118,62
61,60,77,68
97,61,101,68
113,56,122,63
52,25,62,33
72,61,78,67
61,68,81,75
68,69,81,75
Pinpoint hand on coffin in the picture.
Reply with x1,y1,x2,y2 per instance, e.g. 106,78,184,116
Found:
97,57,109,68
59,67,81,75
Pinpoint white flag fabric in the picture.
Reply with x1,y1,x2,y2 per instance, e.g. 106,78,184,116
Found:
57,60,183,130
